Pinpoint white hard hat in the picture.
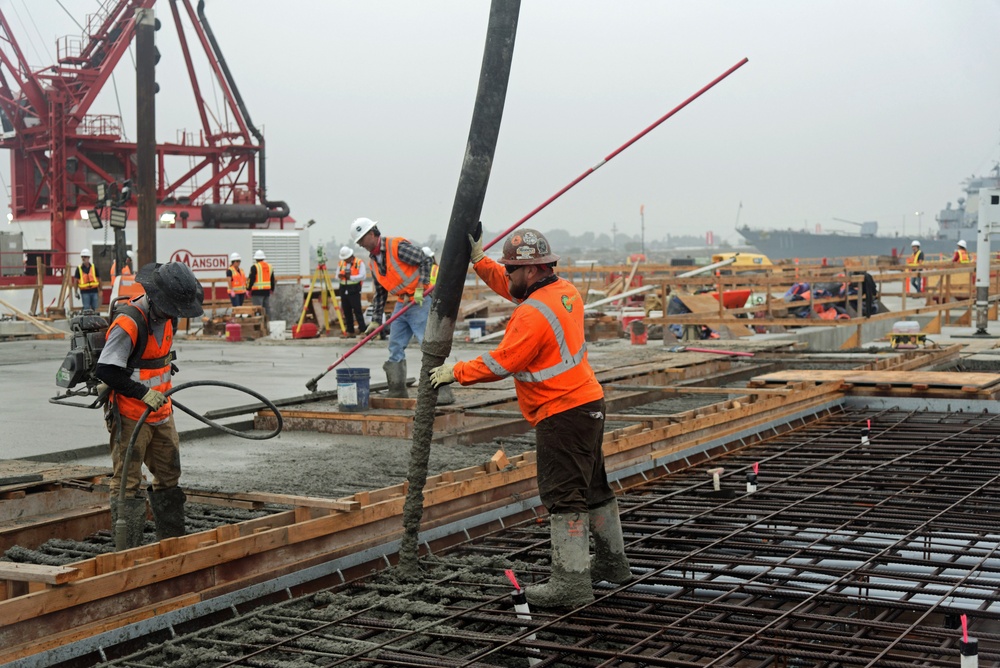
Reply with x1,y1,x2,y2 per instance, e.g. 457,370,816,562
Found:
80,248,91,256
957,239,967,249
338,246,353,260
230,252,241,262
126,250,134,259
910,240,920,247
253,249,266,260
349,217,377,244
421,246,434,258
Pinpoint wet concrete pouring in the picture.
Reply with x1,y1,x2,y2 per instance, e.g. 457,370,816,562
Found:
6,332,1000,666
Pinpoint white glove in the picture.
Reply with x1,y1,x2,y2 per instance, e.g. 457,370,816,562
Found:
429,363,456,389
468,231,485,264
141,389,167,410
364,320,380,336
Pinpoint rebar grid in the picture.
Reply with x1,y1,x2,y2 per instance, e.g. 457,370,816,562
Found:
108,408,1000,667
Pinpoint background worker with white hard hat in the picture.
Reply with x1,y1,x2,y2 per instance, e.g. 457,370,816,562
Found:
74,248,101,312
953,239,972,264
421,246,440,287
337,246,367,337
227,252,247,306
349,216,434,399
247,249,275,317
110,250,135,281
907,240,924,293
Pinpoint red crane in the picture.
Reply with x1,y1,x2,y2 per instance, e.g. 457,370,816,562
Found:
0,0,284,262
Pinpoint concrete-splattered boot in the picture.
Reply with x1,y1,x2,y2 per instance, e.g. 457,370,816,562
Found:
590,497,632,584
384,360,409,399
110,497,147,550
525,512,595,608
436,384,455,405
149,487,187,540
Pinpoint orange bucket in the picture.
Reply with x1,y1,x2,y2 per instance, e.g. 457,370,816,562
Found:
629,320,647,345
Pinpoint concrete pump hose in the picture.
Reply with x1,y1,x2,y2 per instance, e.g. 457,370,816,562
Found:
114,380,283,550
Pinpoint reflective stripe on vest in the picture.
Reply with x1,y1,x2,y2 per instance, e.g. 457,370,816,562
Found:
108,305,174,423
481,297,587,383
78,265,99,289
429,264,439,287
372,237,419,296
229,265,247,293
252,261,272,290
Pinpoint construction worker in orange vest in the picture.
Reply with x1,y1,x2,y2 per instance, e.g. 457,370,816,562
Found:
350,217,436,400
337,246,367,336
247,249,275,317
227,252,247,306
111,250,145,299
110,250,134,281
421,246,439,287
95,262,204,548
74,248,101,311
953,239,972,263
429,227,630,608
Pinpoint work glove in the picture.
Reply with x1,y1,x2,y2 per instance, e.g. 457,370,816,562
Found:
141,389,167,410
74,290,81,299
413,286,424,306
429,363,456,389
468,220,485,263
364,320,380,336
228,290,235,298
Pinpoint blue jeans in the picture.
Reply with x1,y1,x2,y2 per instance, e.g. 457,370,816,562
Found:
81,291,99,311
387,298,430,363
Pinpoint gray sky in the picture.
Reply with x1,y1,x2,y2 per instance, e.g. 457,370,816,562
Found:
8,1,1000,247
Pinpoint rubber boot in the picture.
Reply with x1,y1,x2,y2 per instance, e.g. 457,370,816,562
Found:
384,359,409,399
525,512,595,608
436,384,455,406
590,497,632,584
110,497,147,550
149,487,187,540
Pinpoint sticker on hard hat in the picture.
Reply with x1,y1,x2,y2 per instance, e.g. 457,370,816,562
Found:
516,246,535,260
523,231,538,245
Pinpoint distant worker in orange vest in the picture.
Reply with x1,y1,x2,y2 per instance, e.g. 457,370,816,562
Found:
429,226,631,608
111,250,145,299
953,239,972,263
227,252,247,306
907,240,924,293
110,250,135,281
95,262,204,548
350,216,433,400
74,248,101,312
337,246,367,337
247,249,275,317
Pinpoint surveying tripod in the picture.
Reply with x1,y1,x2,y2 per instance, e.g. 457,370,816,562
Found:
296,248,346,335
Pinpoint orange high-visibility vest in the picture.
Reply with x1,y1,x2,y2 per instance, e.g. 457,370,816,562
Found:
338,257,363,284
110,261,133,280
907,250,924,267
370,237,420,298
955,249,971,263
106,304,175,423
251,261,272,293
453,258,603,425
229,264,247,294
77,264,99,290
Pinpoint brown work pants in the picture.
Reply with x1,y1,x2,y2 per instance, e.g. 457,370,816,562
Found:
109,414,181,497
535,398,614,514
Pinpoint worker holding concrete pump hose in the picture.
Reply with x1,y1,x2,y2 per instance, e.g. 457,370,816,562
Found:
429,227,631,608
94,262,205,548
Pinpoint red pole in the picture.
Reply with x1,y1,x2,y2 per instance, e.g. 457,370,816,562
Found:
306,57,750,389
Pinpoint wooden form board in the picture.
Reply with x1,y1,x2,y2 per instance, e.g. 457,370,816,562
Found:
0,460,110,494
750,370,1000,391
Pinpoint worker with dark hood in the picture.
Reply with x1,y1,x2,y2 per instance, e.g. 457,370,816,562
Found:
429,227,630,608
95,262,204,548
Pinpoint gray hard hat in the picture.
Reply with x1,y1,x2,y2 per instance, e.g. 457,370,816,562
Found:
136,262,205,318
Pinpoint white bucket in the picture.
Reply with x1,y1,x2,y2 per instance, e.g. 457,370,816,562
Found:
268,320,287,340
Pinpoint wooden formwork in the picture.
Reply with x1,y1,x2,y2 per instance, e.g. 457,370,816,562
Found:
0,346,970,663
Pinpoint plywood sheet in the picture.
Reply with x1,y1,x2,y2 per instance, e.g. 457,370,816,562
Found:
751,370,1000,390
